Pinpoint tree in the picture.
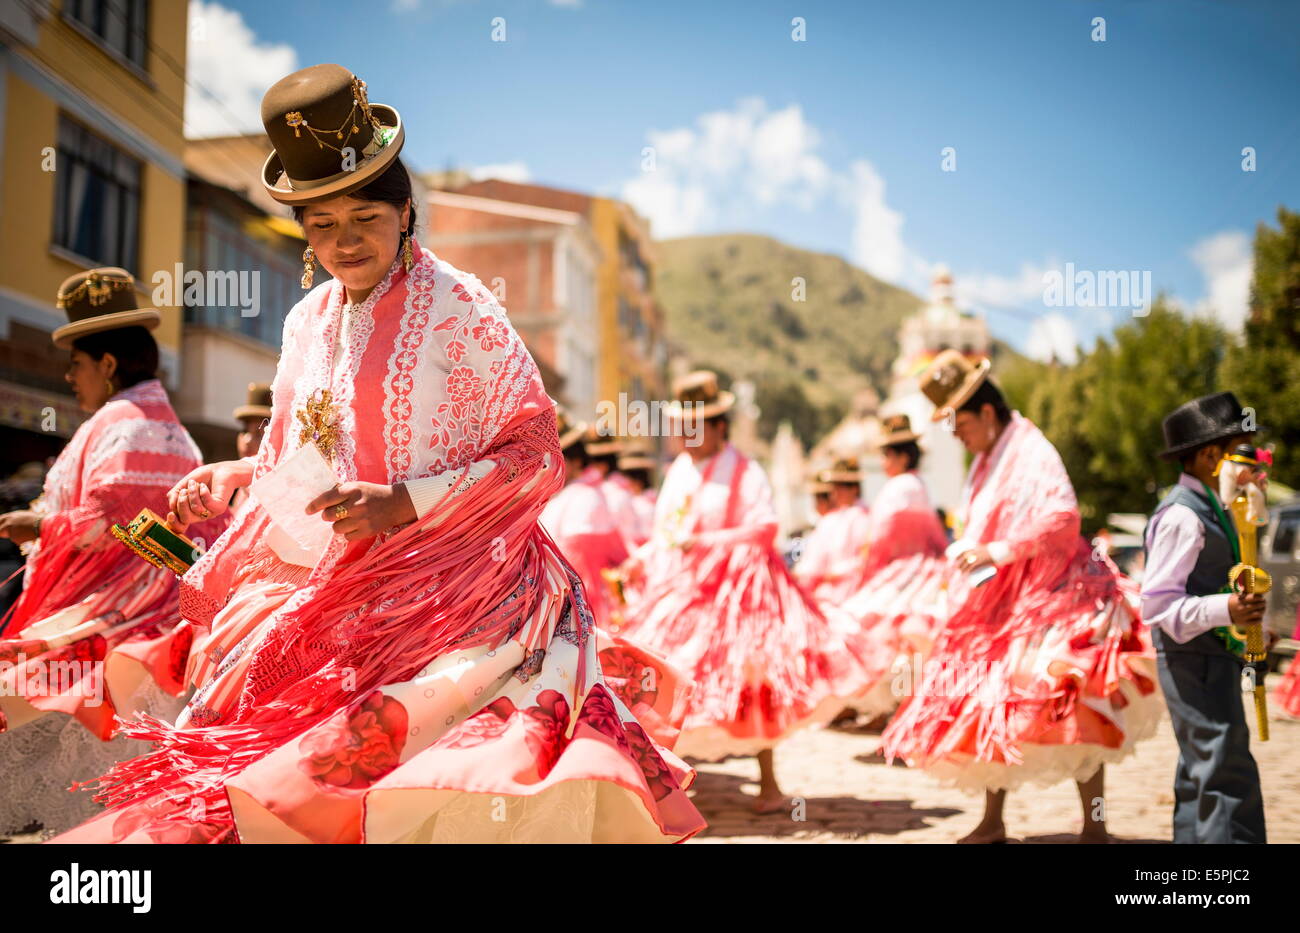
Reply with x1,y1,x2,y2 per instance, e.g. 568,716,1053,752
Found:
1002,302,1227,532
1220,206,1300,484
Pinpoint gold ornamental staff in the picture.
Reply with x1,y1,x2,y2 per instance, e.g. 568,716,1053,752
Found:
1227,492,1270,741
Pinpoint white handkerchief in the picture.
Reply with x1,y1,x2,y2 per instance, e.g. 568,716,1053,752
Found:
250,443,340,566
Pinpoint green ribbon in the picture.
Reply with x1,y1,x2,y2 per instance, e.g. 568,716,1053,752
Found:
1199,479,1246,657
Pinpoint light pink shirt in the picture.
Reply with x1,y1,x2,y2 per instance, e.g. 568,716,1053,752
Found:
1140,472,1233,644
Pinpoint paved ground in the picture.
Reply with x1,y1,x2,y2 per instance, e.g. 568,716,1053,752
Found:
684,674,1300,844
4,677,1296,845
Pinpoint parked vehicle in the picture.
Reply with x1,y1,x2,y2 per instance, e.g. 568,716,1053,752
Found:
1259,497,1300,659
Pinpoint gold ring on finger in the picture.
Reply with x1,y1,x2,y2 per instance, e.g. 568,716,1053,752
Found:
332,504,349,520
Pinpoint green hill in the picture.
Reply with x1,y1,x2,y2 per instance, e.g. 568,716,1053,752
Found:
654,233,924,444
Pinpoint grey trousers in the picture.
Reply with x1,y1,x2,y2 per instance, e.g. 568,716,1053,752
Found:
1156,643,1266,843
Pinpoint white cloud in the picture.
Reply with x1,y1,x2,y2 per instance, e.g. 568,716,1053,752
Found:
468,161,533,183
621,98,834,241
953,260,1060,311
622,98,918,284
841,160,907,283
1190,230,1252,331
1025,312,1080,365
185,0,298,138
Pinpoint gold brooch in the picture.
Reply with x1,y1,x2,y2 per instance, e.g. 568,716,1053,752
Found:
296,388,341,460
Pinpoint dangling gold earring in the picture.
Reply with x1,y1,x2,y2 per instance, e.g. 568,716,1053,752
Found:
401,231,414,273
104,377,116,398
301,246,316,290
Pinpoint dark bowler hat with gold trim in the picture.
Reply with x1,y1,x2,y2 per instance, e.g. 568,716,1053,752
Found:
261,64,405,205
877,413,922,446
52,267,159,350
234,382,273,422
919,349,992,422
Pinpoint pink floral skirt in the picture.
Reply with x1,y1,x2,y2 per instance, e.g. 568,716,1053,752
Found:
826,553,953,719
881,548,1161,793
0,565,189,742
53,546,706,843
614,539,873,760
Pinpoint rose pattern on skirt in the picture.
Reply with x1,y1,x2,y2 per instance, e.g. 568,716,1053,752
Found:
299,691,410,789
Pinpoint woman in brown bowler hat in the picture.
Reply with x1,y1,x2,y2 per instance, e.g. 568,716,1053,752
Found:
55,65,703,844
881,350,1161,843
0,268,220,837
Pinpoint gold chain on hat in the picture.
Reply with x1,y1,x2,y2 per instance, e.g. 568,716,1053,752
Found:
57,271,132,309
284,75,384,156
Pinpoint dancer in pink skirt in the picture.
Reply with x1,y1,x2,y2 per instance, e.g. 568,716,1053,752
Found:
882,351,1160,843
618,370,870,812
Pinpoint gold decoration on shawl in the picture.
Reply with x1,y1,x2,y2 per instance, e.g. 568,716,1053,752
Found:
110,508,204,576
1226,493,1271,741
297,388,341,461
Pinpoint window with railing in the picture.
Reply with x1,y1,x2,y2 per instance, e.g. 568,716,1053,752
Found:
52,114,141,272
183,211,298,348
64,0,149,70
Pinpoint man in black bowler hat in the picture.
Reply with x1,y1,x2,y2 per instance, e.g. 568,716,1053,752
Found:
1141,391,1267,843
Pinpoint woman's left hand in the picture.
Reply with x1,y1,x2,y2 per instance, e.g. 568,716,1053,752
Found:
0,509,40,545
307,482,416,542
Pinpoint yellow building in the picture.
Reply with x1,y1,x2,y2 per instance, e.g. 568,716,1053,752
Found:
588,196,666,410
0,0,188,469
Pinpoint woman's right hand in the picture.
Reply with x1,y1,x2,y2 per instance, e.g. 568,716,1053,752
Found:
166,460,254,530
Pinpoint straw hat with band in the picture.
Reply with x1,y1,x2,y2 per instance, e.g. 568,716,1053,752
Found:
618,453,657,472
817,456,862,485
261,64,405,205
919,349,992,422
665,370,735,421
1158,392,1256,462
52,268,159,350
808,479,834,496
584,428,624,458
234,382,273,422
556,408,588,451
877,413,922,447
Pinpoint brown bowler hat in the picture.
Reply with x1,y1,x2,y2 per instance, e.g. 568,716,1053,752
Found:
617,452,657,472
877,413,922,446
51,267,159,349
666,370,736,421
261,64,405,205
817,455,862,484
919,349,992,422
556,407,587,451
233,382,273,422
583,426,624,458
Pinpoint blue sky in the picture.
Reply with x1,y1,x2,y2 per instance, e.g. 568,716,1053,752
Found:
187,0,1300,361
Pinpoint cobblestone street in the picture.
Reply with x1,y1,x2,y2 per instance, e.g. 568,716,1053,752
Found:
685,675,1300,844
4,679,1296,845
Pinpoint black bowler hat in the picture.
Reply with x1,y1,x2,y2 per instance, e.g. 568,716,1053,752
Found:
1159,392,1257,461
